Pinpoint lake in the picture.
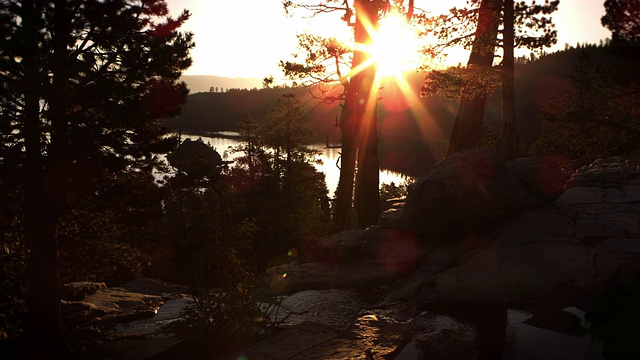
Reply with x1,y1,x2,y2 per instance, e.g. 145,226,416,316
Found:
181,132,410,196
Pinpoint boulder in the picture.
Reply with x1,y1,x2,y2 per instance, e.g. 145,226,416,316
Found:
62,286,164,328
122,278,188,297
63,287,165,328
568,157,640,188
420,241,578,303
61,300,106,327
276,289,362,330
84,297,194,360
226,322,337,360
263,227,426,295
237,156,639,360
408,313,479,360
378,207,404,228
60,281,107,301
398,148,568,237
383,239,479,304
311,229,366,263
83,288,162,313
415,157,640,303
231,312,412,360
66,283,194,360
523,304,586,336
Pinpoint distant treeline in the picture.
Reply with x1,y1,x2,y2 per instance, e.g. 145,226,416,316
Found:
166,44,622,175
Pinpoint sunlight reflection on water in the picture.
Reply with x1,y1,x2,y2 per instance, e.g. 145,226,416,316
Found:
178,133,409,196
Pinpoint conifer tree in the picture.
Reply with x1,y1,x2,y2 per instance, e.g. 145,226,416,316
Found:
282,0,416,230
601,0,640,44
533,51,640,161
0,1,193,356
421,0,559,157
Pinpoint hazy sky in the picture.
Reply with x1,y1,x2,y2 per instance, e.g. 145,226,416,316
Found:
165,0,611,79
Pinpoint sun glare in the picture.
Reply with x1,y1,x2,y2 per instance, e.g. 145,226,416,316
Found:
369,11,421,78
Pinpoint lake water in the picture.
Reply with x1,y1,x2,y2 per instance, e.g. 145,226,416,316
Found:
182,132,410,196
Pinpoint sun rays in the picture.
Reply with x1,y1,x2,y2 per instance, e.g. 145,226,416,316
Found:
344,9,435,142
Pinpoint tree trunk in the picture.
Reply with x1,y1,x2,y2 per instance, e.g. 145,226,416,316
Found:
501,0,517,159
50,0,70,166
23,1,67,357
333,0,381,232
354,0,381,228
447,0,501,156
332,93,357,232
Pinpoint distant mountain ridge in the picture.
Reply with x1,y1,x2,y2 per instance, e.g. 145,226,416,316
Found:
180,75,262,93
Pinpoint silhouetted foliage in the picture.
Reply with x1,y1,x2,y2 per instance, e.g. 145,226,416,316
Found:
420,0,559,157
57,171,166,285
0,0,193,352
379,180,411,210
601,0,640,44
227,95,330,267
530,1,640,162
532,51,640,161
155,105,329,354
162,141,253,285
167,138,224,178
158,138,278,357
280,33,351,92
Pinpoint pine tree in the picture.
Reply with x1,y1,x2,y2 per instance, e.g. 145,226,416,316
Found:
0,1,193,356
601,0,640,44
282,0,417,230
533,51,640,161
420,0,559,157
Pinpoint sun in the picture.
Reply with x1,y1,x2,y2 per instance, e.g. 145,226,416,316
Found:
368,11,422,78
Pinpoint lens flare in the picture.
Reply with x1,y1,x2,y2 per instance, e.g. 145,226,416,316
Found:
369,11,421,78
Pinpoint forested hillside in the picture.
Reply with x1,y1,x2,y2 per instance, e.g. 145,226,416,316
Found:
180,75,262,93
168,44,620,174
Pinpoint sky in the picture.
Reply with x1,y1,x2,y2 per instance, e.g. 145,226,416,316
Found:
165,0,611,80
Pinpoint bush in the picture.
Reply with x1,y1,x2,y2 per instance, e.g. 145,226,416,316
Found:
0,239,27,339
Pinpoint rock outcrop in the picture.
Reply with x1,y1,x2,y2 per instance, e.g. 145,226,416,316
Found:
397,148,568,236
61,278,193,360
61,281,107,301
252,153,638,360
409,156,640,304
263,227,426,295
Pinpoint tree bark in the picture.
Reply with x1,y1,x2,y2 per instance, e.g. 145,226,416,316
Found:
501,0,517,159
333,0,382,232
50,0,70,166
354,0,381,228
332,92,357,232
447,0,500,156
22,1,67,357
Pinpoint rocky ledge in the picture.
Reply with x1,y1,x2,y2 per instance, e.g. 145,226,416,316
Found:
252,149,639,359
60,278,192,360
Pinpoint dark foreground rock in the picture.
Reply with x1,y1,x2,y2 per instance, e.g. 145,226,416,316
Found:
61,281,107,301
59,278,193,360
262,227,427,295
397,148,568,236
249,155,637,360
122,278,189,296
230,310,413,360
411,162,640,304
